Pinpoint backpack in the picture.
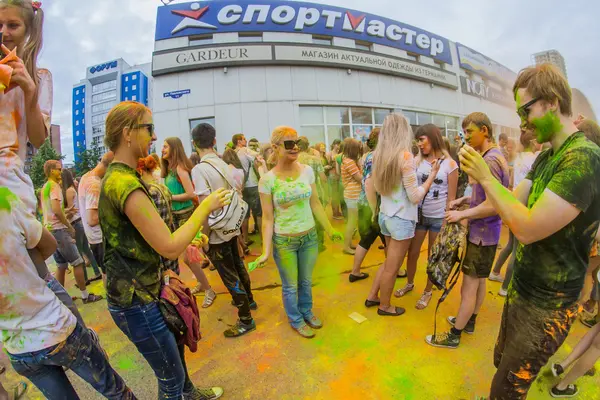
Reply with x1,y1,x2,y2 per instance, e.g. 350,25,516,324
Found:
426,217,468,338
200,159,248,242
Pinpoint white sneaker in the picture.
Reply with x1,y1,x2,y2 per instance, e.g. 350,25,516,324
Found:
498,288,508,297
488,272,504,283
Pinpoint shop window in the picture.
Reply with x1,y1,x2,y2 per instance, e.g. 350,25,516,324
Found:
417,112,432,125
325,107,350,125
355,41,372,51
312,36,332,46
190,35,213,46
239,33,263,43
351,107,373,124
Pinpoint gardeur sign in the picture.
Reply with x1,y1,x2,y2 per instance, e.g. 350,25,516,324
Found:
155,0,453,64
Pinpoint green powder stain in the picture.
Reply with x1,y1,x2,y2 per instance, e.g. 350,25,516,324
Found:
115,354,137,371
0,187,17,211
531,111,563,143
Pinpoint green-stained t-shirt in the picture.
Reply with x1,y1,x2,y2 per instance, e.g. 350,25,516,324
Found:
165,170,194,212
512,132,600,309
99,162,161,308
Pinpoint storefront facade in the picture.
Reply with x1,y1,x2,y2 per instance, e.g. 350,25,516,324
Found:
152,0,521,154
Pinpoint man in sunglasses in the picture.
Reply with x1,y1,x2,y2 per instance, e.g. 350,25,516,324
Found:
457,64,600,399
40,160,103,305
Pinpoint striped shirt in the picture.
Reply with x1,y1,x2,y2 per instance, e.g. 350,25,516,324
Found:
341,157,361,200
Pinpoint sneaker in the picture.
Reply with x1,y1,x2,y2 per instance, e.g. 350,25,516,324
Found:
488,272,504,283
202,288,217,309
551,363,564,377
447,316,475,334
550,384,578,398
184,387,224,400
223,319,256,338
82,293,103,304
304,316,323,329
293,324,315,339
498,288,508,297
425,331,460,349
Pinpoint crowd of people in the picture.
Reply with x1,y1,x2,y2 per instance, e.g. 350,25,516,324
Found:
1,1,600,399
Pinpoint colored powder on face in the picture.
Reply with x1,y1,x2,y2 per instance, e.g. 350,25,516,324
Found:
0,187,17,211
532,111,563,143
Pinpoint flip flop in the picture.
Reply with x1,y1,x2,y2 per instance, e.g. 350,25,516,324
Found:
397,270,408,278
364,299,380,307
349,272,369,283
377,307,406,316
13,381,28,400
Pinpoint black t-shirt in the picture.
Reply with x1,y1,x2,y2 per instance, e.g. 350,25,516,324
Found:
512,132,600,309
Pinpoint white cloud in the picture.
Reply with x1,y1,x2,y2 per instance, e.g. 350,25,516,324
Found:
41,0,599,162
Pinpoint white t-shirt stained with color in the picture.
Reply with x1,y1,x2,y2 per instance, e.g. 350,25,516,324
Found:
78,172,103,244
416,158,459,218
259,165,315,235
0,188,76,355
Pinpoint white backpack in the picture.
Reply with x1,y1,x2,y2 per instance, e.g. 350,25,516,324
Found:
201,159,248,242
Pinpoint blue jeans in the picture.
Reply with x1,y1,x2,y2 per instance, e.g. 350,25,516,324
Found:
108,300,191,399
273,229,319,328
9,323,134,400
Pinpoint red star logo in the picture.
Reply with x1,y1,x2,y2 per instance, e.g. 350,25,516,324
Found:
171,6,209,20
345,11,366,30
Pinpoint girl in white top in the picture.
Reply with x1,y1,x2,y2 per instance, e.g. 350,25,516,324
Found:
489,127,541,294
365,114,440,317
256,126,341,339
395,124,458,310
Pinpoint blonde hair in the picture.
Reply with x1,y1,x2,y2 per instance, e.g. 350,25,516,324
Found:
513,63,573,116
372,113,414,196
0,0,44,84
269,126,298,166
104,101,151,151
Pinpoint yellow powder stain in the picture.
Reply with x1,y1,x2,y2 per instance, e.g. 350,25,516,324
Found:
316,355,380,400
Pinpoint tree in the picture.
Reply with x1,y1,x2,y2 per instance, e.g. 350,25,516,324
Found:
74,144,102,177
29,138,64,190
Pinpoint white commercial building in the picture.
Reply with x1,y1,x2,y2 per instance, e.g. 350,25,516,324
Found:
151,1,521,155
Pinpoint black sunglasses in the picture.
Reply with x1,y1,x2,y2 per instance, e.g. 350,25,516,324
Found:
517,98,540,120
282,139,301,150
134,123,155,136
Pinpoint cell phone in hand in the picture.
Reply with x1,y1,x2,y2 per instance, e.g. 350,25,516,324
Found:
458,131,467,146
0,32,4,61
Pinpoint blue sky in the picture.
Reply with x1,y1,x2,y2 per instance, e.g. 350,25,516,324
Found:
39,0,599,162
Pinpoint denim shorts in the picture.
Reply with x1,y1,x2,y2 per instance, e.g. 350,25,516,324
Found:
51,229,84,268
416,216,444,233
378,214,416,241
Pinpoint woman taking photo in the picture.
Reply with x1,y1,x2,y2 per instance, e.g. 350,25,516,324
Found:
99,101,226,399
61,168,103,283
394,124,458,310
365,114,440,317
340,138,363,255
255,126,341,339
162,137,216,303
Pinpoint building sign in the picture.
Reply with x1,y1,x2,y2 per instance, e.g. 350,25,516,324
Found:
456,44,516,87
460,76,513,106
90,60,118,74
155,1,453,64
164,89,192,99
153,44,458,89
153,45,273,74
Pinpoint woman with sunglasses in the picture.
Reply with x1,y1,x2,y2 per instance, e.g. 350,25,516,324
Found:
162,137,217,304
394,124,458,310
99,101,227,399
255,127,342,338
